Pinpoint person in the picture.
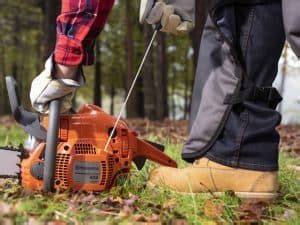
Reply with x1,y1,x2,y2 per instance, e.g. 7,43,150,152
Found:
30,0,300,200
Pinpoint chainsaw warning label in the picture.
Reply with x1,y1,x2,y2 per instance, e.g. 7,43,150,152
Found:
73,162,100,183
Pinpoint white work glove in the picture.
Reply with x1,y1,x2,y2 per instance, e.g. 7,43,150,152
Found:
140,0,195,35
30,55,85,114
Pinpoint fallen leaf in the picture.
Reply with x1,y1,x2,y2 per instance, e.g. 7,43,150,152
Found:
123,194,139,207
162,199,177,210
27,217,44,225
0,201,12,215
131,213,160,223
287,165,300,180
81,193,98,205
171,219,188,225
277,125,300,156
0,218,13,225
204,200,224,219
283,209,297,220
132,214,147,222
146,214,160,222
85,221,108,225
100,196,123,212
237,200,268,223
132,223,161,225
119,205,134,217
47,221,68,225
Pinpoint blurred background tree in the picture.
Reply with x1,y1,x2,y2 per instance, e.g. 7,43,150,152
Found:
0,0,209,120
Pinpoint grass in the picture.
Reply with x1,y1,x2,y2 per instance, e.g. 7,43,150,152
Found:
0,125,299,224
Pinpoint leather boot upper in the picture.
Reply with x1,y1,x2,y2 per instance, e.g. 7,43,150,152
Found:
148,158,278,194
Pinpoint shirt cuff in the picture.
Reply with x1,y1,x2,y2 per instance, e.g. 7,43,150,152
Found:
54,34,84,66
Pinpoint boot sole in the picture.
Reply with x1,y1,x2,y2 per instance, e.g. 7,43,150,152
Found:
214,192,277,202
147,182,277,201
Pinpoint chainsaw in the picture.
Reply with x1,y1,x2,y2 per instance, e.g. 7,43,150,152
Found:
0,76,177,192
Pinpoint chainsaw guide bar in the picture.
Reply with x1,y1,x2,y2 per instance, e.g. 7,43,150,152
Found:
0,146,27,179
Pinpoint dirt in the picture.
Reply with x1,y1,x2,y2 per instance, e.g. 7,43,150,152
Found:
0,116,15,127
278,125,300,155
126,119,188,144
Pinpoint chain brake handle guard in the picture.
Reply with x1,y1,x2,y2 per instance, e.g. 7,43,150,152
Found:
5,76,60,192
5,76,47,140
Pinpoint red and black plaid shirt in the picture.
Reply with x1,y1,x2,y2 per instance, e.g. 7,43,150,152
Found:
55,0,115,66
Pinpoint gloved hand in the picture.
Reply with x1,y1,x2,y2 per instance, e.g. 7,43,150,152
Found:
139,0,195,35
30,55,85,114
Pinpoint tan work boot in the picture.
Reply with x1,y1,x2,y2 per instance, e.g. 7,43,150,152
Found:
148,158,278,200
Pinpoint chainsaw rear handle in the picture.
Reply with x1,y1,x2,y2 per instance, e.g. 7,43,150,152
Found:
43,100,61,192
134,139,177,168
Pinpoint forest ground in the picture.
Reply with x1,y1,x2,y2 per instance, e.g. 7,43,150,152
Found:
0,117,299,224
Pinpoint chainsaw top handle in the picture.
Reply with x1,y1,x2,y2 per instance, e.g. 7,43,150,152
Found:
43,99,61,192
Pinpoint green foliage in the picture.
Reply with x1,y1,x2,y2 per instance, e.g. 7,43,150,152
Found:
0,125,27,147
0,1,43,112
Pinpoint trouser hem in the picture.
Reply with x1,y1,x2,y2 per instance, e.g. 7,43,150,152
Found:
205,153,279,171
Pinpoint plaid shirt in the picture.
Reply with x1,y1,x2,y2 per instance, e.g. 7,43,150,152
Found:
55,0,115,66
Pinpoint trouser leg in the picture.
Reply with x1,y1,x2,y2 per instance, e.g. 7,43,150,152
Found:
187,3,285,171
283,0,300,57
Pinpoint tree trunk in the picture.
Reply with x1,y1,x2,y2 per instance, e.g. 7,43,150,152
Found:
124,0,143,118
171,69,177,120
110,84,115,115
190,0,207,69
142,25,156,120
35,31,43,74
94,39,102,107
12,14,21,102
155,32,168,120
184,64,189,119
43,0,60,59
0,40,6,76
0,39,9,115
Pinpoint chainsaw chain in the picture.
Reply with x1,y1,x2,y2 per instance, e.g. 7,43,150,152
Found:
0,145,22,152
0,145,29,159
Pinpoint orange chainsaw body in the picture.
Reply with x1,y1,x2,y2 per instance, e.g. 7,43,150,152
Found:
20,104,177,192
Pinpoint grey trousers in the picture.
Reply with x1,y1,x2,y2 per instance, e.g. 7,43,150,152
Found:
183,2,287,171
